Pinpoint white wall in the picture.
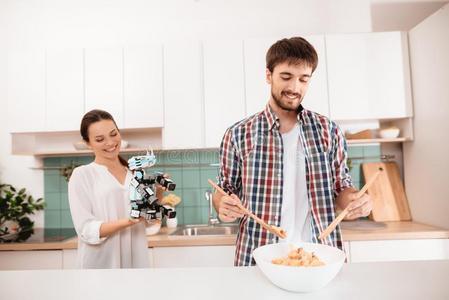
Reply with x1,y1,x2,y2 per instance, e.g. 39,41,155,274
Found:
3,0,372,49
404,3,449,229
371,0,448,31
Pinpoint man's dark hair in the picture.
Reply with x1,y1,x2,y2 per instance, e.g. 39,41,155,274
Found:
266,37,318,73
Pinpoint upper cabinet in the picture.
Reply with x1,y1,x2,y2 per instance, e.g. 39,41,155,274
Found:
7,49,46,132
203,40,246,148
326,32,413,120
46,48,84,131
302,35,329,117
7,31,414,154
123,45,164,128
85,48,124,127
243,37,276,117
163,42,204,149
243,35,330,118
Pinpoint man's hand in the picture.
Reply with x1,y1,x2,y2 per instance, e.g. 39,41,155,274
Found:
217,194,245,222
343,191,373,220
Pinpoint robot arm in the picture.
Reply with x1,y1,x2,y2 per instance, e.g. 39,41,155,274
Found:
128,149,177,221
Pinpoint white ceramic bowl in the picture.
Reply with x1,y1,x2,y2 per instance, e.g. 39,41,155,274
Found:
145,220,161,235
379,128,400,139
73,141,88,150
253,242,345,293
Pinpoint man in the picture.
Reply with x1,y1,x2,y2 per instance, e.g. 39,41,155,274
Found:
213,37,373,266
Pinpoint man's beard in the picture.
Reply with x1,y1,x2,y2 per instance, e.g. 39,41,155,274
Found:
272,91,302,112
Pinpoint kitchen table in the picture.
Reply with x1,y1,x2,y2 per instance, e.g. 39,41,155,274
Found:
0,260,448,300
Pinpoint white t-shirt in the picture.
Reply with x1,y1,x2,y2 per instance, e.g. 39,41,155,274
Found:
68,162,149,269
280,123,312,244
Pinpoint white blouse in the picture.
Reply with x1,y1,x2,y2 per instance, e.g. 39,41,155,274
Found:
68,162,149,269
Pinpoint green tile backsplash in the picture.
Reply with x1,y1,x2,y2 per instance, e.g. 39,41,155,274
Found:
43,146,380,229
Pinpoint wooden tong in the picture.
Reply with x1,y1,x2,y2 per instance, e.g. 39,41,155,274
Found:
207,179,287,239
318,167,383,241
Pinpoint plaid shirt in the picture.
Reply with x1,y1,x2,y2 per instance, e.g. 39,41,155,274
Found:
218,104,352,266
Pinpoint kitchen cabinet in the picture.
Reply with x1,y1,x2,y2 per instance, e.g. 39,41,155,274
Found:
243,35,330,118
46,48,85,131
62,249,77,269
85,48,124,127
0,250,62,270
326,31,413,120
152,245,235,267
203,40,246,148
346,239,449,263
123,46,164,128
7,48,46,132
163,42,204,149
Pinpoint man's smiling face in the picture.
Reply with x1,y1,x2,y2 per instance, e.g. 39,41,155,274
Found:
267,61,312,112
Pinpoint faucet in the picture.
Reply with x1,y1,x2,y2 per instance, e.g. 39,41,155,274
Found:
205,190,219,225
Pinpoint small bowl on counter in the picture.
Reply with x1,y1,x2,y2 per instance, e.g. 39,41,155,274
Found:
145,220,162,236
73,140,129,150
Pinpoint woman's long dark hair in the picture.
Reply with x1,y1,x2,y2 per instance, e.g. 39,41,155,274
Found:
80,109,128,168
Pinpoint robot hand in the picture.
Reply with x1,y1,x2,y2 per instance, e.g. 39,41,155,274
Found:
128,148,157,171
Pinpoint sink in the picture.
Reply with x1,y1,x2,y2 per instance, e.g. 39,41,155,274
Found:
170,224,239,236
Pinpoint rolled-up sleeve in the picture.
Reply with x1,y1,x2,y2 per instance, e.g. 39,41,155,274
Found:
68,168,107,245
218,128,242,198
330,122,353,198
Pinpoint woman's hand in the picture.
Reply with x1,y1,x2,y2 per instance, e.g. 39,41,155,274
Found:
155,173,170,199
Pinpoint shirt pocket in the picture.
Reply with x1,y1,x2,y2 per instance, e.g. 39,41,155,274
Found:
306,150,333,191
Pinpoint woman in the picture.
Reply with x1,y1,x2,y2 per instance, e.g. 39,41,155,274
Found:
69,109,160,269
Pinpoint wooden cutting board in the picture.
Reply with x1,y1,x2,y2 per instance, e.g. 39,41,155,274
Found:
361,162,411,222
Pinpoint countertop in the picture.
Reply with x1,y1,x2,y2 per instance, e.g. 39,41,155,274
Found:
1,221,448,251
0,260,448,300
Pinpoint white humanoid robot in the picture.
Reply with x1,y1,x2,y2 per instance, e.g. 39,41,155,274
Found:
128,149,176,221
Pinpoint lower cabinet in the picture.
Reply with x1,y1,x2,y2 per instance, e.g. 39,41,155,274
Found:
0,250,63,270
62,249,77,269
152,246,235,268
346,239,449,263
62,248,155,269
1,239,448,270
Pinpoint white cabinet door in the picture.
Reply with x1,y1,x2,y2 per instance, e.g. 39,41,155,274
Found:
46,48,84,131
349,239,449,263
152,246,235,268
123,46,164,129
243,37,277,117
0,250,63,270
62,249,78,269
7,49,46,132
85,48,124,127
301,35,329,117
163,42,203,149
148,248,154,268
243,35,330,117
326,32,413,120
203,40,246,148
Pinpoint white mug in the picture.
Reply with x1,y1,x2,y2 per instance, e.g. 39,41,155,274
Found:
166,217,178,228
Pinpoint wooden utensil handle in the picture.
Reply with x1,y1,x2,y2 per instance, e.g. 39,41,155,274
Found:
319,167,383,240
355,168,383,198
318,206,350,240
207,179,276,233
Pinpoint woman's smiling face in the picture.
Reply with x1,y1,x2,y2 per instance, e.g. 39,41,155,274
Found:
86,119,122,160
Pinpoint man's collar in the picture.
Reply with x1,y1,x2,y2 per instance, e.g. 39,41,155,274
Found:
263,103,305,130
